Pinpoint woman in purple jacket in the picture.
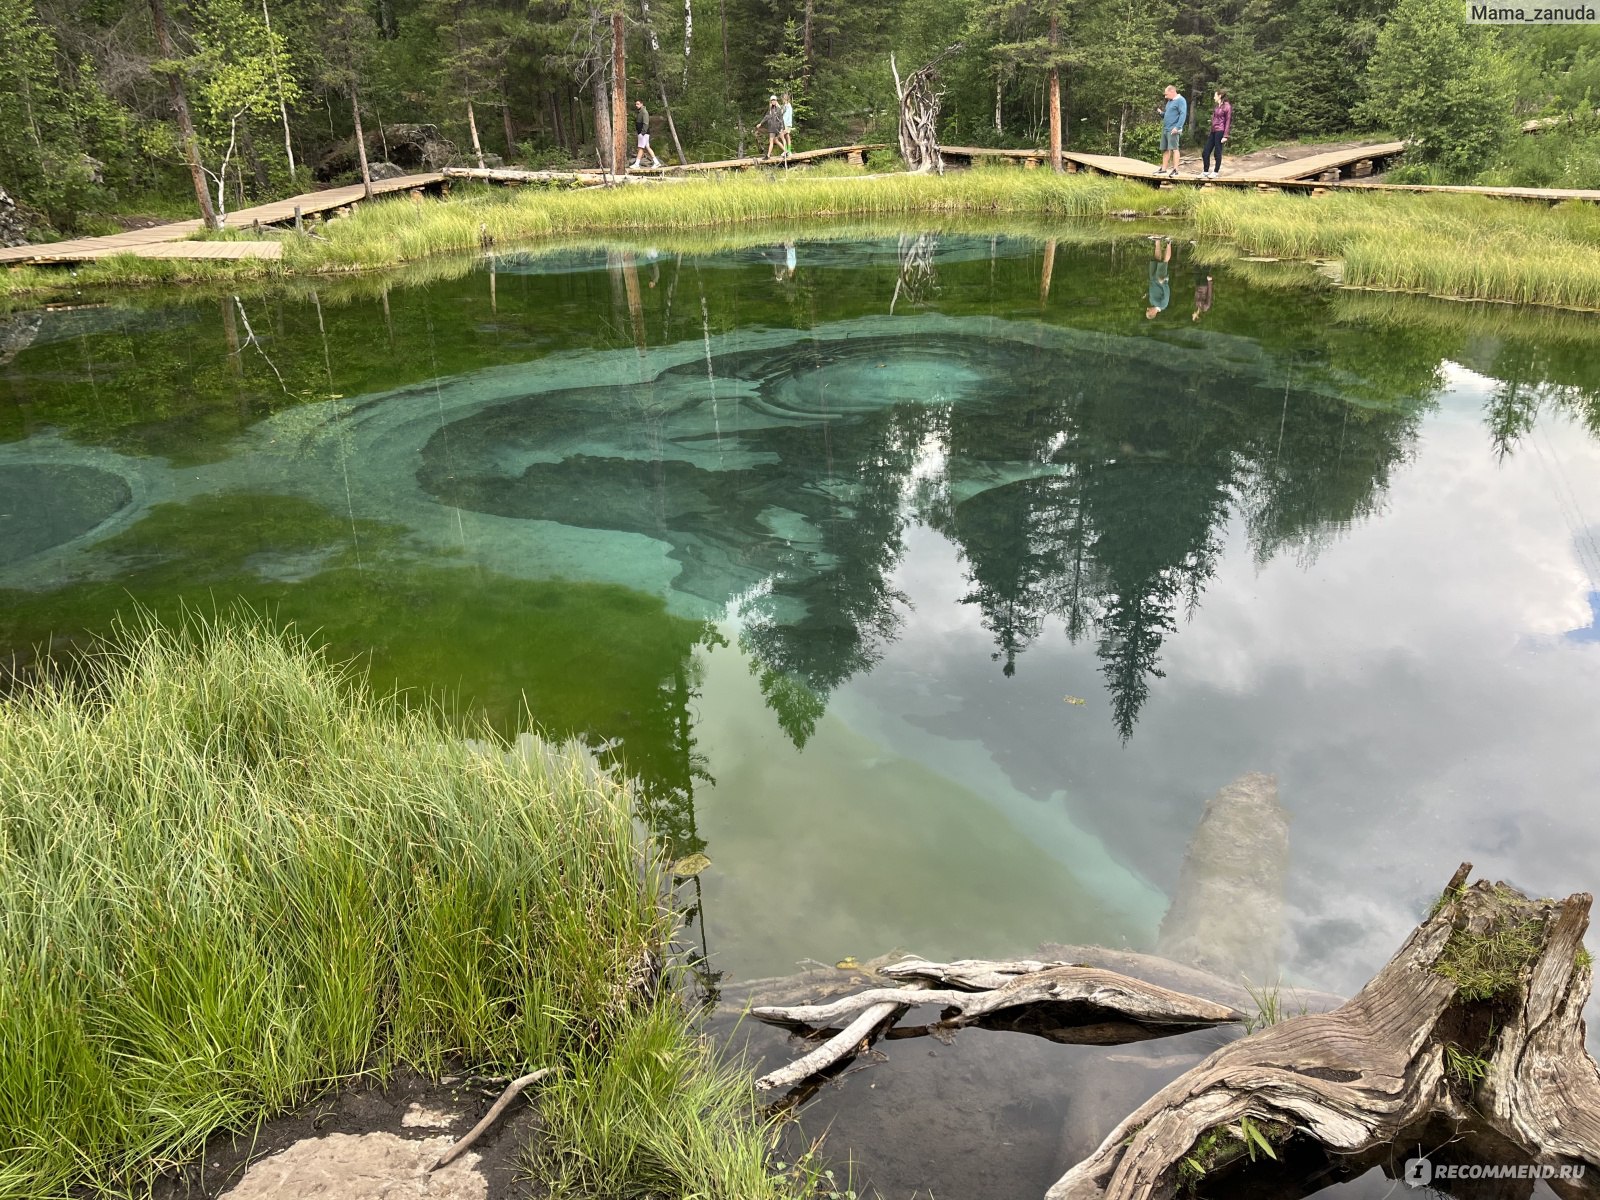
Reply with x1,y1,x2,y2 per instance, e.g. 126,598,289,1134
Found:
1201,90,1231,179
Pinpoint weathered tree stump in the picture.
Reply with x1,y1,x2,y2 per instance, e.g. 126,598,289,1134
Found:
890,46,961,175
1048,864,1600,1200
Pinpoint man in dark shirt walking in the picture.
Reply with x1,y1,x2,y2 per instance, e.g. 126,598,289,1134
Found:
631,99,663,170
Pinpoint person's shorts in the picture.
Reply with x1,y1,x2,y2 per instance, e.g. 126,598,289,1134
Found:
1161,129,1182,151
637,133,651,148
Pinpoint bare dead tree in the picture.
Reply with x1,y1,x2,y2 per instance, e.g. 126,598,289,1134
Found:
890,43,962,175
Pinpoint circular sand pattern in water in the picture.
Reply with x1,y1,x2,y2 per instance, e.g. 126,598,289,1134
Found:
0,463,132,567
749,337,994,419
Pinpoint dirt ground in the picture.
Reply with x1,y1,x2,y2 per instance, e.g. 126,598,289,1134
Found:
150,1071,544,1200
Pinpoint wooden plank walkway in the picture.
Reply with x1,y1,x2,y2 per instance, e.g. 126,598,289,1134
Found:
639,143,888,172
945,142,1407,183
1243,141,1407,180
1333,179,1600,202
0,171,442,266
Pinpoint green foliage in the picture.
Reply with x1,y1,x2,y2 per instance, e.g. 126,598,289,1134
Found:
1243,979,1308,1033
0,614,802,1200
1476,117,1600,189
765,18,810,119
1445,1043,1492,1090
0,0,117,232
1177,1117,1291,1191
1360,0,1518,175
1435,893,1545,1001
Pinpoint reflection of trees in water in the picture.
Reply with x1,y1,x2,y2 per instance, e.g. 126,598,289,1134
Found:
420,326,1427,754
913,355,1420,739
737,403,940,747
1479,341,1600,463
611,633,727,1003
718,345,1424,743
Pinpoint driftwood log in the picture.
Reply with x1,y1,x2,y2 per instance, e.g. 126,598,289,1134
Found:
1050,863,1600,1199
750,956,1241,1092
890,46,961,175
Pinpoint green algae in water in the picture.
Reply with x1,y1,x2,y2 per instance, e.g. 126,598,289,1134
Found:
0,492,712,759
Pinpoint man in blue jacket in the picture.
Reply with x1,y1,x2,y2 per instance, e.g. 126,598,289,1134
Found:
1159,85,1187,177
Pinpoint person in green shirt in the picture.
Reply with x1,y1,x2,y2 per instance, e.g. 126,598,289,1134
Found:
1145,235,1173,319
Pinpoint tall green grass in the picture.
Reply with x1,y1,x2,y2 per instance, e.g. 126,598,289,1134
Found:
293,172,1188,270
1193,190,1600,309
0,614,797,1200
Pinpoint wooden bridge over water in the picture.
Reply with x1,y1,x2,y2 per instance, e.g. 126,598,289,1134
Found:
3,137,1598,269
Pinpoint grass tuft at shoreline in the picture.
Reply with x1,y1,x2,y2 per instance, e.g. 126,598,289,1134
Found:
0,613,798,1200
1192,189,1600,309
294,172,1181,269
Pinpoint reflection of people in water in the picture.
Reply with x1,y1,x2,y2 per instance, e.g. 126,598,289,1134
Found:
774,241,796,282
1145,235,1173,319
1192,268,1213,321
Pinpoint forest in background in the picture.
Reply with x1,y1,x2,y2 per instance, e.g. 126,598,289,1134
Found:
3,0,1600,238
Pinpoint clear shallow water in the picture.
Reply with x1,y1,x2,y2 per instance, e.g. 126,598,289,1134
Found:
4,233,1599,1197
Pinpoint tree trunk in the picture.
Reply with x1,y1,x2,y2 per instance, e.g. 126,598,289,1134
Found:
149,0,219,230
682,0,692,84
502,97,516,158
550,91,566,151
891,48,956,175
995,71,1003,133
1047,15,1062,173
611,12,628,173
260,0,296,178
350,82,373,200
803,0,813,73
1050,863,1600,1200
466,99,486,169
590,54,613,170
240,120,269,192
718,0,729,76
659,81,688,165
640,0,688,165
752,955,1240,1092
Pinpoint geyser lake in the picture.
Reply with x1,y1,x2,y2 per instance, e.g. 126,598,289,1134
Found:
4,232,1598,1198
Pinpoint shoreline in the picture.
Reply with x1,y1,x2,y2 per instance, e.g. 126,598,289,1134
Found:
5,170,1600,311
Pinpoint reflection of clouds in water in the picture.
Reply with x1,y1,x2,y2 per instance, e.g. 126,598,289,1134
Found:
1569,592,1600,642
849,370,1600,998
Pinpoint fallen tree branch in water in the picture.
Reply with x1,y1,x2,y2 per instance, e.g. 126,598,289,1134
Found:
1049,863,1600,1200
750,960,1241,1093
754,998,912,1092
754,963,1242,1036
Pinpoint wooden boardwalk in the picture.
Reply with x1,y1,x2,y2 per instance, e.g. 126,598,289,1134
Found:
0,171,441,266
943,142,1408,182
945,141,1600,202
6,136,1599,269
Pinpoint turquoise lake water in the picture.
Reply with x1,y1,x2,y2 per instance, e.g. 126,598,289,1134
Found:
3,231,1598,1197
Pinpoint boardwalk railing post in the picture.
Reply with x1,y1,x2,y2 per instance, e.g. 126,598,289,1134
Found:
293,205,302,232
